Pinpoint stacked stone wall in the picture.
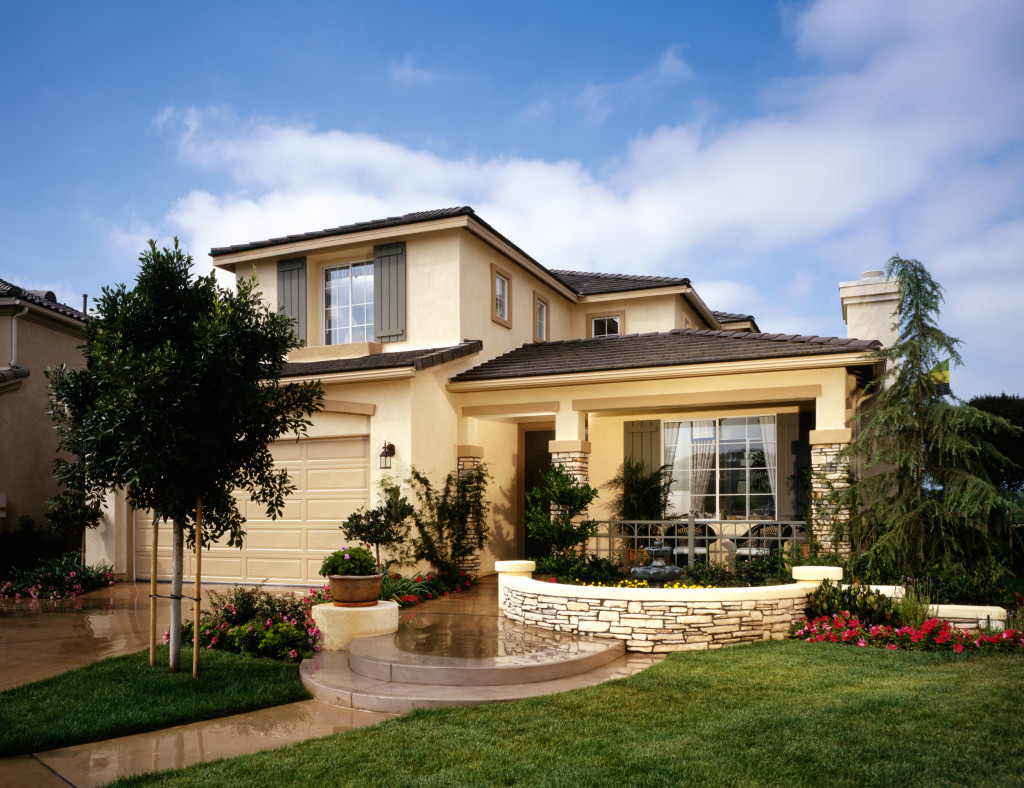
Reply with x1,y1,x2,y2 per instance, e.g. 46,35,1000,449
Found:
457,454,482,575
810,442,851,553
501,583,804,653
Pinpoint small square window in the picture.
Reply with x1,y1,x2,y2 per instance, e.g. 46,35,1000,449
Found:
592,315,619,337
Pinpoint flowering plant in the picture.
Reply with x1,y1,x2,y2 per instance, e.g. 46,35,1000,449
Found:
319,546,379,577
792,612,1024,653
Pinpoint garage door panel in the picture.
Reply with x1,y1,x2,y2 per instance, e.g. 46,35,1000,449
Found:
134,436,369,584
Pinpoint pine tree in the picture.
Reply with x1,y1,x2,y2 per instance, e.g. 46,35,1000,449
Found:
831,256,1017,576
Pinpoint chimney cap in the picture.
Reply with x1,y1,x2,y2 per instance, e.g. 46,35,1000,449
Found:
860,270,884,279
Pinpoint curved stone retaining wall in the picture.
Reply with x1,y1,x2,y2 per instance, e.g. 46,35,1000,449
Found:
495,563,1007,653
496,564,842,654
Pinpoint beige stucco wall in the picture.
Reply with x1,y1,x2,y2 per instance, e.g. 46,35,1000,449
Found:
571,293,683,338
0,308,84,531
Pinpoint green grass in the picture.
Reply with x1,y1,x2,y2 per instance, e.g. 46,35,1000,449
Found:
108,640,1024,788
0,646,309,757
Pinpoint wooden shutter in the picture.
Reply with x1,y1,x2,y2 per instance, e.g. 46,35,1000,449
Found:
374,242,406,343
624,420,660,470
277,258,306,342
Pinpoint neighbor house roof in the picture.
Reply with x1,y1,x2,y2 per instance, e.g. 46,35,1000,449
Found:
282,340,482,379
0,278,86,322
549,269,690,296
450,330,880,382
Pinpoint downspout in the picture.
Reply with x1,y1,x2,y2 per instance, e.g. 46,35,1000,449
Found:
9,302,28,367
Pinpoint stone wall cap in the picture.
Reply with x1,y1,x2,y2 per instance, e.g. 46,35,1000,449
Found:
495,560,536,573
792,565,844,583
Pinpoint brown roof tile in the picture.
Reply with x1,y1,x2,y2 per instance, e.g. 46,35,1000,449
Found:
450,330,880,382
282,340,482,378
550,269,690,295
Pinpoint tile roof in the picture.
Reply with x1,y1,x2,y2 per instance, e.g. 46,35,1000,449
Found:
210,207,478,257
450,330,880,382
0,278,86,322
712,310,756,323
0,365,29,384
551,269,690,295
282,340,482,378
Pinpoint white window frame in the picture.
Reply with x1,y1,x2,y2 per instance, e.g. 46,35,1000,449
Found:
324,261,374,345
533,292,549,342
491,263,512,328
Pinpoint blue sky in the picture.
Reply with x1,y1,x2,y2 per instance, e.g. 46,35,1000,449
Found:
3,0,1023,398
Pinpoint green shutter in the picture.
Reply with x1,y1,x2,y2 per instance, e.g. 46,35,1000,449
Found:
624,420,660,470
374,242,406,343
277,258,306,342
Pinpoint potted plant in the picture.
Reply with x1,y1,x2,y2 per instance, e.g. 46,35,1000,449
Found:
319,546,382,607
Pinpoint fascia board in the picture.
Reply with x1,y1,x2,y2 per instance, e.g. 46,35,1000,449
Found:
282,367,416,386
445,351,876,392
463,221,579,302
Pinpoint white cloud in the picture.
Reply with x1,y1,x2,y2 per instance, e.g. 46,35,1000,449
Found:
127,0,1024,397
389,55,443,86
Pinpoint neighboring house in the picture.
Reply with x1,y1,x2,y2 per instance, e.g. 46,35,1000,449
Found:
0,280,86,534
89,207,896,585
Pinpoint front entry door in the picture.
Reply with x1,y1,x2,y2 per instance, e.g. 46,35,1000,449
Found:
523,429,555,559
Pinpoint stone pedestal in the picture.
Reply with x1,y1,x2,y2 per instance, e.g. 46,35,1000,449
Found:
312,601,399,651
791,565,844,587
495,560,536,615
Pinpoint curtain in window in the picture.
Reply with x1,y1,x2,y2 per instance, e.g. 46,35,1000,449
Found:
691,420,716,517
759,416,777,500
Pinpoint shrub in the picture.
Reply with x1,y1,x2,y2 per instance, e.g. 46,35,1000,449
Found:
603,458,674,521
0,551,113,600
804,579,900,626
524,464,599,559
410,464,490,579
536,554,622,585
930,560,1010,605
341,479,414,570
896,577,934,628
319,546,378,577
733,554,789,586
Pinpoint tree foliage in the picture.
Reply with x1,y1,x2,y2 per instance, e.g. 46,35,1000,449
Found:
602,458,675,521
47,239,324,545
525,464,600,559
341,479,415,570
830,256,1017,576
409,464,491,579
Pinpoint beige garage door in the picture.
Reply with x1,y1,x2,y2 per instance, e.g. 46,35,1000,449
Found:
134,436,370,585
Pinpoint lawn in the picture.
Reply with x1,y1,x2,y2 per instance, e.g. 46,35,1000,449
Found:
107,640,1024,788
0,646,309,757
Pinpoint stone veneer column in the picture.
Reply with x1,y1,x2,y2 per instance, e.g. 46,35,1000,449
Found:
547,440,592,518
456,445,484,575
809,439,851,554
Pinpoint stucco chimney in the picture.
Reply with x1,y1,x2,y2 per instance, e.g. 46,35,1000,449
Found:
839,270,898,348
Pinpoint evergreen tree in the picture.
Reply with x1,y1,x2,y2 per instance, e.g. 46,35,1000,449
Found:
830,256,1017,576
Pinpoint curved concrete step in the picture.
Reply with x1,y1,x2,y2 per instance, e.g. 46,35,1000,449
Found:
348,630,624,686
300,649,663,715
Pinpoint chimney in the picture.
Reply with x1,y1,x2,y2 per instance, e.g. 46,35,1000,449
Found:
839,270,898,347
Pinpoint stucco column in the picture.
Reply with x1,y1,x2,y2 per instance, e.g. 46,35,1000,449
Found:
808,430,852,554
457,444,484,575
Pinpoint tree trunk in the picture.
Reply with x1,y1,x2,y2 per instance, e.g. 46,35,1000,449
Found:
169,518,183,673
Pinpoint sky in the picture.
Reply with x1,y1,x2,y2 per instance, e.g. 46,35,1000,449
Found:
3,0,1022,398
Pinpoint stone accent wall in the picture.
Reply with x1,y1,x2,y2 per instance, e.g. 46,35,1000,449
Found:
549,449,590,519
501,581,805,653
810,442,851,553
457,454,482,575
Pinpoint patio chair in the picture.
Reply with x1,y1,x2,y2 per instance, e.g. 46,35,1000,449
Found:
672,522,713,565
734,523,789,560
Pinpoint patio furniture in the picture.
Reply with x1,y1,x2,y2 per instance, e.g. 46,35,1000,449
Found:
672,522,713,566
734,523,789,559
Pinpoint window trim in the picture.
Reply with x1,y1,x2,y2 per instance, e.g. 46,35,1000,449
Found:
533,291,550,342
491,263,513,328
586,310,624,338
323,259,375,346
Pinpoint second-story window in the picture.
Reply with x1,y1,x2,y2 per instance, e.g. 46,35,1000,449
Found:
592,315,620,337
534,295,548,341
325,261,374,345
495,273,508,320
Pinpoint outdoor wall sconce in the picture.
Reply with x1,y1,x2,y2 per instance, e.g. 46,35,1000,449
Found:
379,441,396,469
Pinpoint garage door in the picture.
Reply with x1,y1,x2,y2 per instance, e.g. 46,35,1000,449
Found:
134,436,370,585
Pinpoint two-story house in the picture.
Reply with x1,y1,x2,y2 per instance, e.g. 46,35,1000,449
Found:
90,207,893,586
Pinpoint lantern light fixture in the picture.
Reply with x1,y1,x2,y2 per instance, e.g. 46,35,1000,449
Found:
379,441,396,469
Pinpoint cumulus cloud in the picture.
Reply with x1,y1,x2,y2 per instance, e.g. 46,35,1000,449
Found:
389,55,444,86
130,0,1024,397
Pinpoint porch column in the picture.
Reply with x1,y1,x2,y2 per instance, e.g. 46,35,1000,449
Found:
457,444,485,575
547,440,593,518
808,430,852,554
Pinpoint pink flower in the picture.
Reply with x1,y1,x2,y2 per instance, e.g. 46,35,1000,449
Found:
886,644,898,650
857,638,866,647
288,649,298,659
953,643,964,653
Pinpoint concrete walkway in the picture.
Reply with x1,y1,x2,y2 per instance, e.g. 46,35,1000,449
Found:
0,576,660,787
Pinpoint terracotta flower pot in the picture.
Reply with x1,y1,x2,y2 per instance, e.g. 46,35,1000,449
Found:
328,574,383,608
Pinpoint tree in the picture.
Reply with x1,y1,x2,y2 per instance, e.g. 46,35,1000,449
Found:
47,240,323,673
341,478,415,571
408,464,490,581
603,458,674,521
829,256,1016,576
525,464,600,559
